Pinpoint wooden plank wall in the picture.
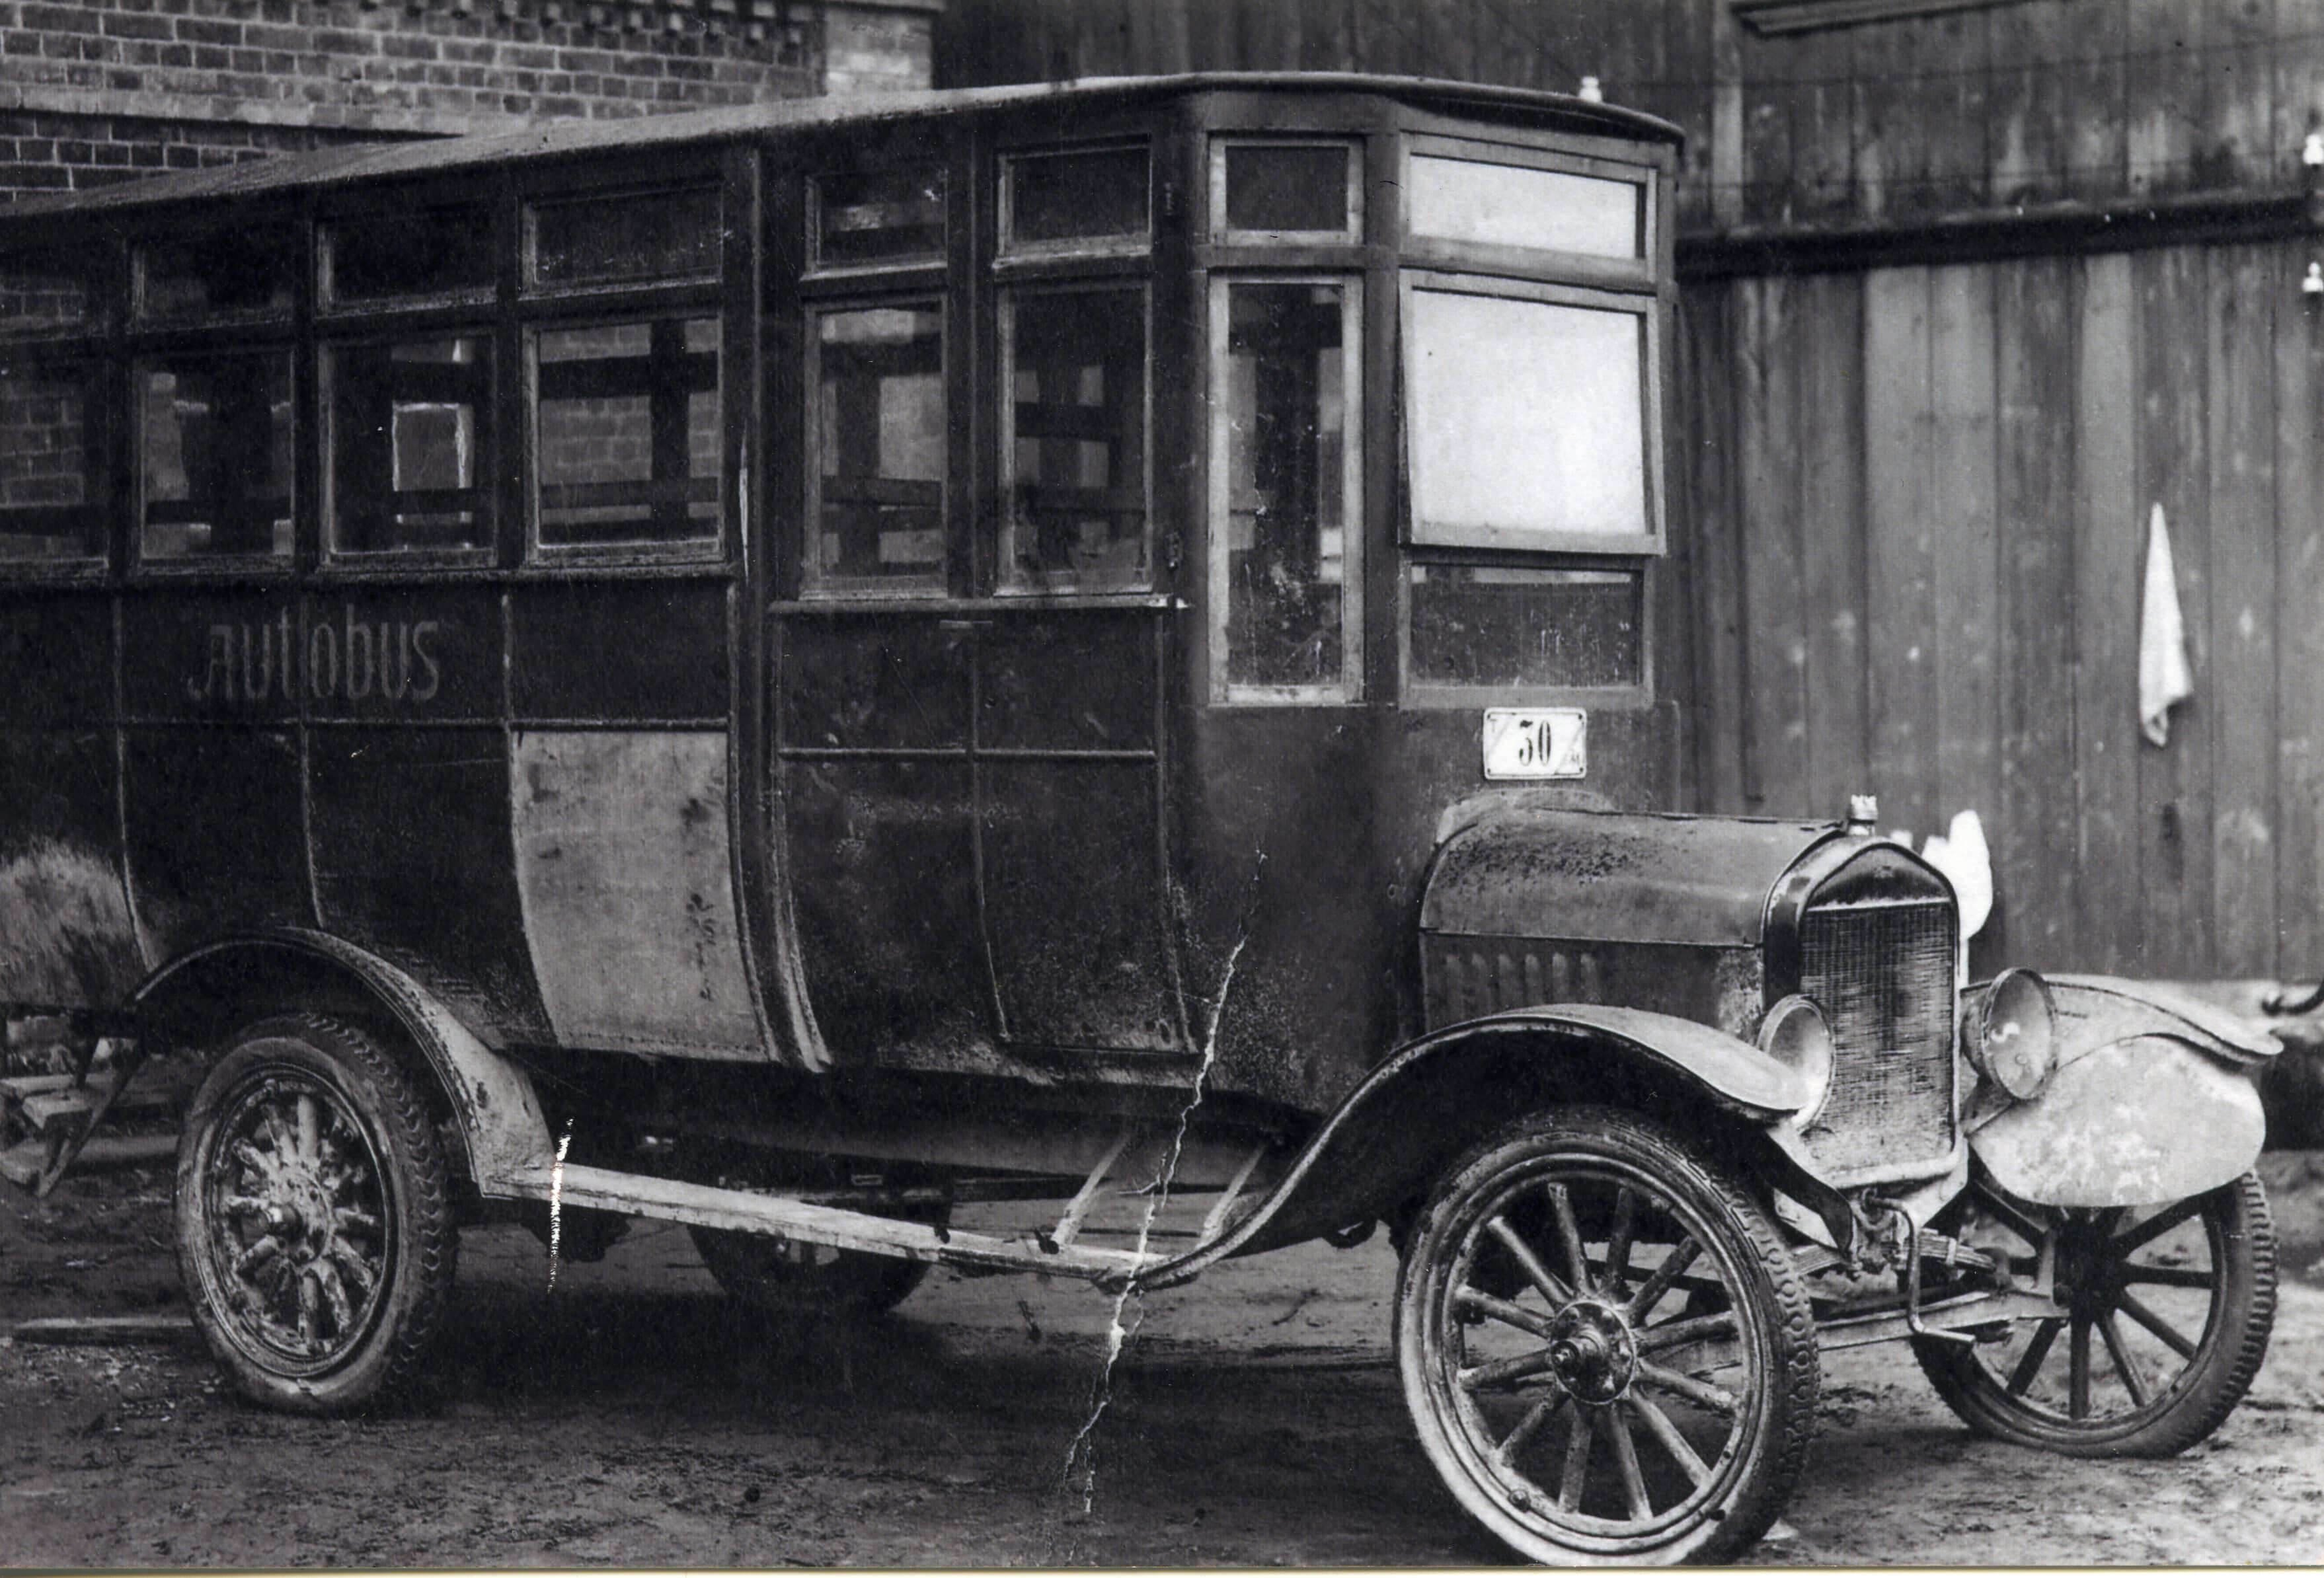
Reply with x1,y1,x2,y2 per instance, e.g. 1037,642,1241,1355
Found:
937,0,2324,233
1684,239,2323,981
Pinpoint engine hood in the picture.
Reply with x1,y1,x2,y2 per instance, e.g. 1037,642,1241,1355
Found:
1419,808,1841,948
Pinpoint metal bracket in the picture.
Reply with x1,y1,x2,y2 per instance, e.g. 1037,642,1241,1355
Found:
1868,1196,1979,1345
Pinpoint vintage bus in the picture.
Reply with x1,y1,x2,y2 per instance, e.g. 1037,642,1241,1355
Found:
0,75,2282,1564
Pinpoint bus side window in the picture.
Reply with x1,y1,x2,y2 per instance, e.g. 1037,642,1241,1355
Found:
1208,278,1362,701
0,358,102,562
999,285,1148,593
533,316,720,552
137,350,295,562
806,303,944,595
326,336,493,557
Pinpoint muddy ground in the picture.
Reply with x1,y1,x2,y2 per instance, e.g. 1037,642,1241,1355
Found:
5,1156,2324,1567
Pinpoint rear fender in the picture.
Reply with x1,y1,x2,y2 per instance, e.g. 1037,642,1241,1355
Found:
132,930,555,1194
1142,1006,1807,1285
1965,974,2276,1208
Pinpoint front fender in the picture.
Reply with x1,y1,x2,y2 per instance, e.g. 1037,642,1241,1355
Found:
1966,974,2275,1208
1140,1006,1804,1285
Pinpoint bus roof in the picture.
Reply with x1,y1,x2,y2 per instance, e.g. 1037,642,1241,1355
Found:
0,73,1680,222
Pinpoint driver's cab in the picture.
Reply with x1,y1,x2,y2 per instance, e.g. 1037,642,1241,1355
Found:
766,77,1682,1114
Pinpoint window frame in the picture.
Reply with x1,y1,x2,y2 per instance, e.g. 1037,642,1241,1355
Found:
997,140,1155,262
0,349,110,572
800,292,950,601
1399,133,1656,291
522,182,725,299
1205,270,1366,707
1397,269,1664,560
130,342,301,574
318,327,499,569
994,278,1155,599
1208,136,1365,247
524,306,728,568
1397,551,1654,711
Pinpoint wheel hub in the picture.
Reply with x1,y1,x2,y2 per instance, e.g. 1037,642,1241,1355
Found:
1545,1297,1639,1404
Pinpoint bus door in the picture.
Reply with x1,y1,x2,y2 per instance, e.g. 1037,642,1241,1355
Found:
773,148,1184,1067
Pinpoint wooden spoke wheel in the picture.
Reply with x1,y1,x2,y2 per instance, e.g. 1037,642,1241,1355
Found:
1396,1109,1819,1566
689,1158,946,1318
175,1016,455,1413
1912,1171,2275,1456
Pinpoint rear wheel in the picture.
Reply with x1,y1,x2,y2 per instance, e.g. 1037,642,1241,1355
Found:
174,1016,455,1414
688,1158,945,1317
1912,1171,2275,1456
1395,1109,1819,1565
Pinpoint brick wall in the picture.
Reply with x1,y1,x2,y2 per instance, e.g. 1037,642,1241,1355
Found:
0,0,941,202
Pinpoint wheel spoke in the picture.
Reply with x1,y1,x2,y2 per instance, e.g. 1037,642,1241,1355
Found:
232,1234,284,1279
1636,1309,1738,1355
1968,1180,2050,1252
1624,1237,1701,1322
1603,1187,1638,1298
2068,1314,2093,1420
1545,1182,1593,1295
1494,1393,1567,1469
221,1194,271,1219
1635,1361,1739,1417
327,1240,377,1300
1455,1285,1557,1339
2098,1312,2152,1408
1555,1406,1592,1512
297,1269,321,1347
1625,1392,1712,1487
2006,1318,2062,1396
2111,1195,2206,1256
1460,1347,1560,1393
295,1094,321,1164
1602,1402,1653,1521
315,1260,356,1337
2117,1289,2199,1360
1486,1215,1575,1307
333,1207,381,1238
2120,1263,2216,1291
231,1141,275,1178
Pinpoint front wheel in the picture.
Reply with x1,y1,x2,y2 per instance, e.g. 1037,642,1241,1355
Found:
174,1016,457,1413
1395,1109,1820,1565
1911,1171,2275,1456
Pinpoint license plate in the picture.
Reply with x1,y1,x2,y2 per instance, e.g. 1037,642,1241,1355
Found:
1482,708,1587,780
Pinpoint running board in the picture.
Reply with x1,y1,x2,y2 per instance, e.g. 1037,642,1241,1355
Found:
507,1164,1169,1287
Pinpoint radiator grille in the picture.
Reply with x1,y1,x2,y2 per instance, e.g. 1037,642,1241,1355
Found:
1797,898,1957,1176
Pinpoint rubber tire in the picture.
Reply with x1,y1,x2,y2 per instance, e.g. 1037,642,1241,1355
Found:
689,1224,931,1317
1911,1172,2276,1457
174,1015,457,1415
1395,1108,1820,1566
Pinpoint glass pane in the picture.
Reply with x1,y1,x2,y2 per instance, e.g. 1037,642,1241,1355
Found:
332,205,494,302
1003,287,1145,591
1409,566,1641,688
142,228,297,319
1407,289,1646,546
810,305,944,593
0,362,100,560
1220,282,1353,689
1409,156,1641,259
1007,147,1147,247
0,254,89,334
329,336,492,555
536,317,720,548
1223,145,1350,235
139,352,295,560
533,188,720,287
816,167,945,266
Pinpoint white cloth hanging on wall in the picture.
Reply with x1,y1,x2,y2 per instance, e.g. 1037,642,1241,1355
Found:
2139,502,2194,747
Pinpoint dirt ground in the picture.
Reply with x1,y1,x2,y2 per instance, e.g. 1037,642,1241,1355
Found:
5,1156,2324,1567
